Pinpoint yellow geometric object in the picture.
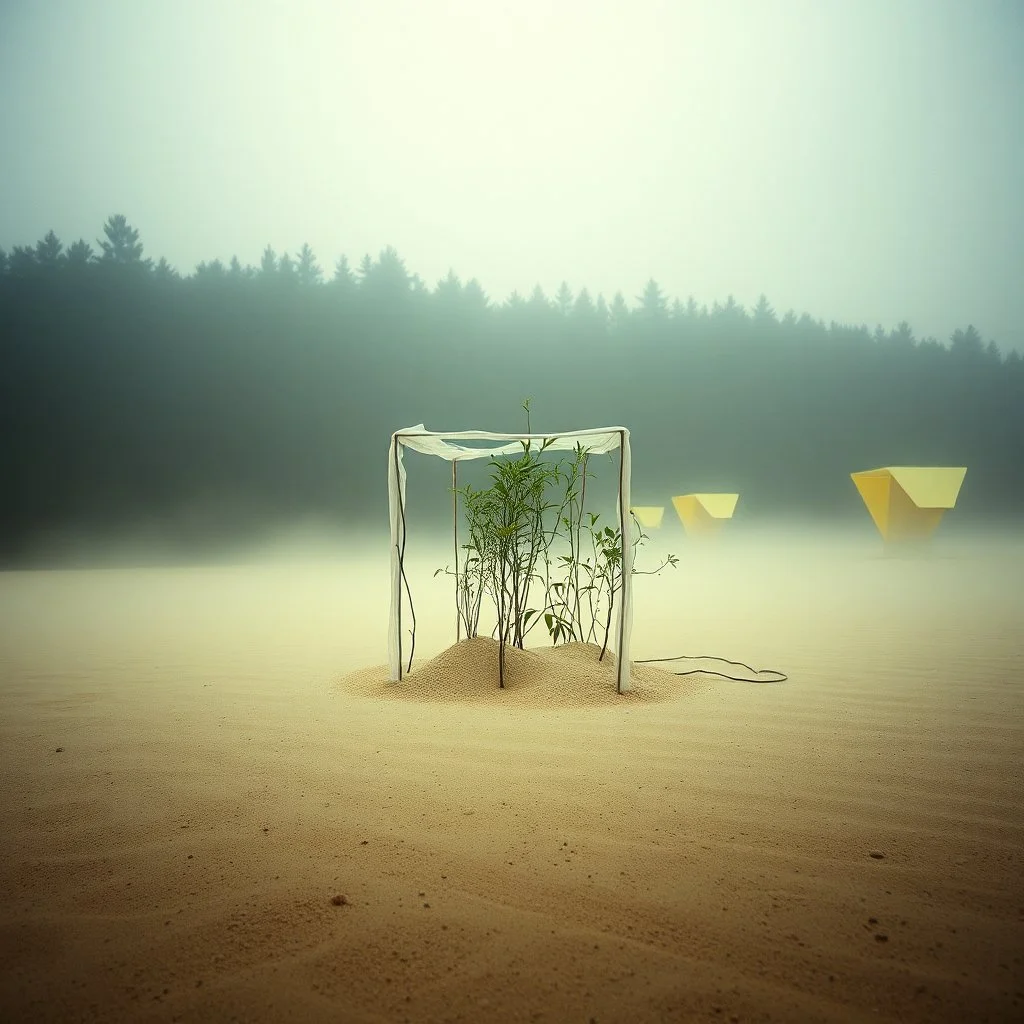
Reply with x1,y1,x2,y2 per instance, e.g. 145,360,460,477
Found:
850,466,966,541
630,506,665,529
671,493,739,536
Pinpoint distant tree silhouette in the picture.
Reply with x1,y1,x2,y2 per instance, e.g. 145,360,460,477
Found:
0,213,1021,564
555,281,573,317
572,286,596,322
951,324,984,358
66,239,95,267
278,252,297,283
752,294,777,327
462,278,489,311
332,255,356,292
360,246,411,299
153,256,179,282
193,259,226,282
434,268,463,306
35,230,63,268
636,279,668,321
259,245,278,277
98,214,150,268
608,291,630,331
8,246,37,278
296,243,322,285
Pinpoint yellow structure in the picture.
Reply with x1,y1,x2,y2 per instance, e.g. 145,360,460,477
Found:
671,493,739,536
630,506,665,529
850,466,966,541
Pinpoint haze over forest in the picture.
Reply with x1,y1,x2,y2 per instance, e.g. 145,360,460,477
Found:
1,0,1022,563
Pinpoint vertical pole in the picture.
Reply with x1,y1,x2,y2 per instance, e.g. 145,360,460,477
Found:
453,460,460,642
616,429,633,694
394,436,403,681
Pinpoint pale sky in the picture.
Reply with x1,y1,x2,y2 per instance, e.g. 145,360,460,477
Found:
2,0,1022,349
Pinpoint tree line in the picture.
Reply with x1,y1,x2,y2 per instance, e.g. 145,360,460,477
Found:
1,215,1020,563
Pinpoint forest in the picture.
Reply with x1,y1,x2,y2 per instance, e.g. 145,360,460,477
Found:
1,214,1021,564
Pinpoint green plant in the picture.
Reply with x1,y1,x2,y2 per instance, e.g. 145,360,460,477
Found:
436,399,559,687
537,511,678,658
436,401,678,686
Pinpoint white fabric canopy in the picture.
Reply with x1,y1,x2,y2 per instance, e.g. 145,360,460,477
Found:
388,424,634,692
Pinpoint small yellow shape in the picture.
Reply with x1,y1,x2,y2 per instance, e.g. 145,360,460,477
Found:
630,506,665,529
850,466,966,541
671,493,739,536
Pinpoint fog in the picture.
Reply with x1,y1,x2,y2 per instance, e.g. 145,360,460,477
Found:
2,527,1022,706
1,0,1022,350
1,1,1022,568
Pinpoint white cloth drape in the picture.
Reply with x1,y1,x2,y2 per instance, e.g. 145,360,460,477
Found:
388,425,633,692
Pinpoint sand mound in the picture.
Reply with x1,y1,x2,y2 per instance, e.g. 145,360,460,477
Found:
337,635,699,708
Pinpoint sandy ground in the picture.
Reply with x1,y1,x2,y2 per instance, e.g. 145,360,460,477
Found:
0,526,1022,1023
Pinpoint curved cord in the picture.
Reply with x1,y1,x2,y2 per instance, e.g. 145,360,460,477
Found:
635,654,787,683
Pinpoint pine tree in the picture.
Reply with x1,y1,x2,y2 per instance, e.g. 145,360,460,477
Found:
752,294,777,326
434,268,463,305
332,255,356,291
98,214,150,268
572,287,596,319
888,321,915,348
951,325,983,356
296,243,322,285
555,281,573,316
527,284,550,312
259,245,278,276
636,279,667,320
278,252,296,282
35,230,63,269
463,278,489,310
8,246,38,278
193,259,226,281
153,257,179,282
609,291,630,331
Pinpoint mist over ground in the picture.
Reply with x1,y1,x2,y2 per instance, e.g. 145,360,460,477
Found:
1,1,1021,566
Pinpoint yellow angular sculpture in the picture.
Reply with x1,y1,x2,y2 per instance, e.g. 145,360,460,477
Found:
630,506,665,529
671,493,739,536
851,467,966,542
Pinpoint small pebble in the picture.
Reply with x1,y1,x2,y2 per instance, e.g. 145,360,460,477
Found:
55,747,64,753
869,851,885,859
331,894,349,906
875,933,889,942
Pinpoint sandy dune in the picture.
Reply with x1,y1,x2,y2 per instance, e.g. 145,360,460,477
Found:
0,528,1022,1023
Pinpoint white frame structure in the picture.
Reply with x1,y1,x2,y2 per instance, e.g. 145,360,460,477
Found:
388,424,634,692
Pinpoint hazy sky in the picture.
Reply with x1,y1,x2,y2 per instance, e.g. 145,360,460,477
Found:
2,0,1022,349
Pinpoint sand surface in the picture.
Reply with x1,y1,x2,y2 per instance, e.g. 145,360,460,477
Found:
1,528,1022,1023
